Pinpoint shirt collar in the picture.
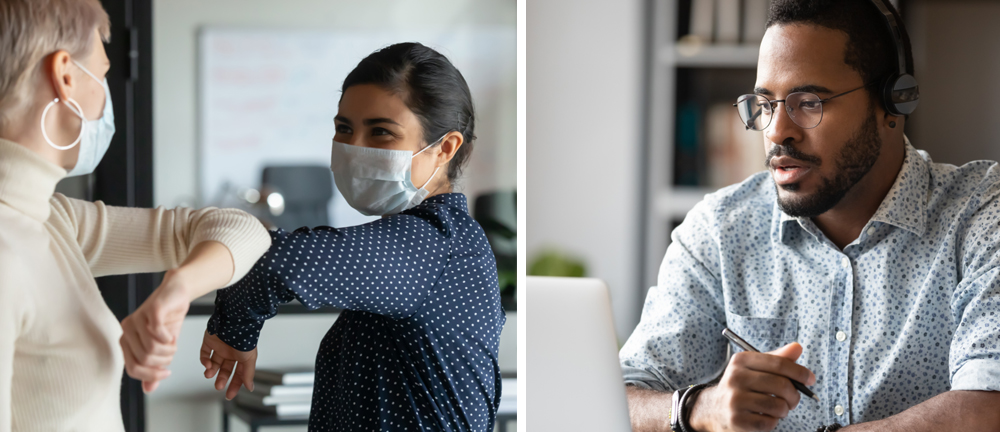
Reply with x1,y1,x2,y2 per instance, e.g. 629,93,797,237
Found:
419,192,469,213
0,138,67,222
776,137,929,242
869,139,929,236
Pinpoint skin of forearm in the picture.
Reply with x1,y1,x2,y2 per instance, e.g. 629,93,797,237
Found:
841,390,1000,432
626,385,674,432
165,240,235,301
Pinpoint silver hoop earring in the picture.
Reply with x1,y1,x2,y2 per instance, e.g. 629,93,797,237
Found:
40,97,86,150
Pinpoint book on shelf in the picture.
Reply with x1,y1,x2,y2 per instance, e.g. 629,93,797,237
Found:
689,0,714,43
251,382,314,398
238,401,311,417
254,367,315,386
675,102,703,187
704,102,763,188
501,378,517,399
236,387,312,407
743,0,769,44
498,378,517,415
684,0,771,45
716,0,741,44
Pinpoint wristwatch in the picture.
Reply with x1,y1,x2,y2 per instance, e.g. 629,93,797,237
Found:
669,384,710,432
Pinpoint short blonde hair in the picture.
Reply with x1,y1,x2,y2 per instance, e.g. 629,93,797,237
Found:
0,0,110,132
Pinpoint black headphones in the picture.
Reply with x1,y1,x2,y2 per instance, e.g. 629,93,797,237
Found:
870,0,919,116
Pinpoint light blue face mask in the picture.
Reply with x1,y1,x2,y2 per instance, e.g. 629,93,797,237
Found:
330,136,444,216
40,60,115,177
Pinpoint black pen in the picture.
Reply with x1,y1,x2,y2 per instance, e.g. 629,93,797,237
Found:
721,328,820,402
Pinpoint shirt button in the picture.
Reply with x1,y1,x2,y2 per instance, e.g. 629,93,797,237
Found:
841,257,850,268
866,227,875,236
835,405,845,416
836,331,847,341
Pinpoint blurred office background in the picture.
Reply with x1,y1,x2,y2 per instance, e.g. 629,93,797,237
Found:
528,0,1000,345
55,0,516,431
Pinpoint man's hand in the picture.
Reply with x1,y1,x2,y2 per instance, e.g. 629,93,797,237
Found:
201,331,257,400
689,342,817,432
119,269,192,393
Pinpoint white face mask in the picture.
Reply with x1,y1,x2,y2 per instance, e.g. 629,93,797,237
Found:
330,136,444,216
40,60,115,177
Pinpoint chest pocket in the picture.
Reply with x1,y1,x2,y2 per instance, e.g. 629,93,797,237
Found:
725,313,798,353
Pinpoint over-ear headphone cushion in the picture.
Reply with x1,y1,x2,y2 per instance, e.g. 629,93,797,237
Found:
882,73,920,116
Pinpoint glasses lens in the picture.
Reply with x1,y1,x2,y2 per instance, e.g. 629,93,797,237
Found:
735,94,771,131
785,92,823,129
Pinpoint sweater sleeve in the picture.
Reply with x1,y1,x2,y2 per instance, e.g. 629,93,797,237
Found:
49,194,271,286
208,208,451,351
0,261,27,432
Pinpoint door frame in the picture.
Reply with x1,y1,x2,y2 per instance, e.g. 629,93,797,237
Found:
95,0,154,430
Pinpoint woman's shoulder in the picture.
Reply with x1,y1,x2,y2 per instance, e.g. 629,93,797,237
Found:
0,229,33,296
391,192,476,234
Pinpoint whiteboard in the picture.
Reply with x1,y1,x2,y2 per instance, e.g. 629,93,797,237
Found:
198,27,516,227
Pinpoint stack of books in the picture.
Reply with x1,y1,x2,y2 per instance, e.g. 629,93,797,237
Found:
684,0,770,45
235,367,315,417
498,378,517,415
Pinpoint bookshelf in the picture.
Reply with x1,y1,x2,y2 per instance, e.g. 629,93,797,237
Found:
640,0,764,292
663,43,760,67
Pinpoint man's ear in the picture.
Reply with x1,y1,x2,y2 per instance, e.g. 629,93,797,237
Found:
435,131,465,168
44,50,75,103
882,110,900,129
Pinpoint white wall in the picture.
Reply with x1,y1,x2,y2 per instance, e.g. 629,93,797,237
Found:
526,0,645,341
153,0,516,209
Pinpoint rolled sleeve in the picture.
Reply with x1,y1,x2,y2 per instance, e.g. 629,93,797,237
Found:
622,364,679,392
619,199,729,391
949,265,1000,392
951,359,1000,391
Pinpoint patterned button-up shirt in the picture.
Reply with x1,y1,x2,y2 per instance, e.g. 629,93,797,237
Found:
620,143,1000,430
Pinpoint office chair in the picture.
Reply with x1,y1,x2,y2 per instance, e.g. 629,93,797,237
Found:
261,165,334,231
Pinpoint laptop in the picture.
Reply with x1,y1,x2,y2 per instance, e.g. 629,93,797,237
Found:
527,276,633,431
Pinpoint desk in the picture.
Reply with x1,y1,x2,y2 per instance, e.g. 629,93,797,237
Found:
222,399,308,432
222,399,518,431
495,411,517,432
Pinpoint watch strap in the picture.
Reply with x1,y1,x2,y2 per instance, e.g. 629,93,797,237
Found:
678,383,710,432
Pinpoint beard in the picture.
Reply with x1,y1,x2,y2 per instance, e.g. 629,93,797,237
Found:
771,108,882,218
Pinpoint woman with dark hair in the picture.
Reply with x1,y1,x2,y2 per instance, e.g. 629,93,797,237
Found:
195,42,504,431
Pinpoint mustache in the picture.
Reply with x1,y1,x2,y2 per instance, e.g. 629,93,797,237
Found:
765,143,822,168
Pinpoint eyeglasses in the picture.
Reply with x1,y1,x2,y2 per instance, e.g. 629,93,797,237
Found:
733,84,868,131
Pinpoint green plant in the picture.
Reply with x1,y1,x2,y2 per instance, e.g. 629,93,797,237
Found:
474,191,517,310
528,250,587,277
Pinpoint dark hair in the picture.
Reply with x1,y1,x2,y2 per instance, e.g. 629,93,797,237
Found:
766,0,914,111
341,42,477,184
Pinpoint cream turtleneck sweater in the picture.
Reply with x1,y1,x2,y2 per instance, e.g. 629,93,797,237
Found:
0,139,271,431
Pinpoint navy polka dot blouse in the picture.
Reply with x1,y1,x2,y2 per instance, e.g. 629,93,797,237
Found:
207,193,506,431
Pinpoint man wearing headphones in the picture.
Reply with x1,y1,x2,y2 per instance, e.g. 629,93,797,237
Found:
619,1,1000,431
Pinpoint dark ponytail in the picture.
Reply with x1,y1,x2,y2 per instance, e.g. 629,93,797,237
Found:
342,42,476,184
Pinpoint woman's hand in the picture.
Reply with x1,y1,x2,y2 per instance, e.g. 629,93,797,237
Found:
120,240,236,393
119,269,192,393
201,331,257,400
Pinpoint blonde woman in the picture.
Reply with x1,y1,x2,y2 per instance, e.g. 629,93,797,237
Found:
0,0,271,430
